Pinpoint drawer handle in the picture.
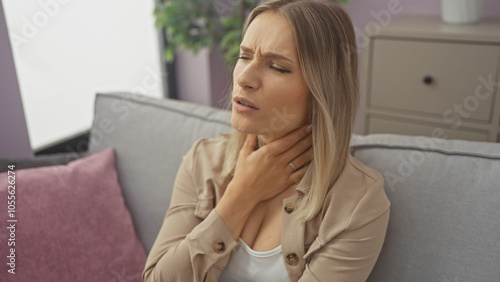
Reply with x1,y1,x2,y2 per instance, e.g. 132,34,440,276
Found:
423,75,434,85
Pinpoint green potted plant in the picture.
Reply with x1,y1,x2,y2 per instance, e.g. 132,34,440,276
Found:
154,0,348,68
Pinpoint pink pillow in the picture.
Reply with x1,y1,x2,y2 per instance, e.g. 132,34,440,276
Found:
0,148,146,281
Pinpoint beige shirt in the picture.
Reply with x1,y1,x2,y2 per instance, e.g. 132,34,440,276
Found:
143,136,390,282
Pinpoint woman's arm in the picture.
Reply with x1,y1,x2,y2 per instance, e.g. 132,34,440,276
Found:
143,125,312,281
142,139,239,282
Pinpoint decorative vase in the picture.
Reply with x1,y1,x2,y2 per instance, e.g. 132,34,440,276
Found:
441,0,486,24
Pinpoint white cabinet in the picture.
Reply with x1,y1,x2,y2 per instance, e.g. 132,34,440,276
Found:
360,16,500,142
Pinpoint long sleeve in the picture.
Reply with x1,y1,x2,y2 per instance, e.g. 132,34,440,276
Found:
142,139,238,282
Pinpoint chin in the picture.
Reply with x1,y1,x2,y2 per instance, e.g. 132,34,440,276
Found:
231,110,287,139
231,118,255,134
231,114,263,135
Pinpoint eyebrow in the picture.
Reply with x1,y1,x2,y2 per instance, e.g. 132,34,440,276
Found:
240,45,294,63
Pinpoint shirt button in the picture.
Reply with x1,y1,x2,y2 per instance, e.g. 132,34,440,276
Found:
213,241,225,253
286,253,299,265
284,203,295,214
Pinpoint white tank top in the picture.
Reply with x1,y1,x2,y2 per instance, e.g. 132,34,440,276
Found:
218,238,290,282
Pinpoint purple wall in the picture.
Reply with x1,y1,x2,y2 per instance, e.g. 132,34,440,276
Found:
0,1,32,158
209,44,232,109
174,45,232,109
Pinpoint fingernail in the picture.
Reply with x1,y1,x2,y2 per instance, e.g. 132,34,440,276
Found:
306,124,312,132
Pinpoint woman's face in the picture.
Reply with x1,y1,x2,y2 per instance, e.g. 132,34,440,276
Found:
231,11,310,142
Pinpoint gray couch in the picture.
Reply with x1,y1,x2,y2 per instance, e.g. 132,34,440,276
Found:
9,92,500,281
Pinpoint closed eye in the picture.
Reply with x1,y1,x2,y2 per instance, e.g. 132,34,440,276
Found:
271,66,290,74
238,55,290,74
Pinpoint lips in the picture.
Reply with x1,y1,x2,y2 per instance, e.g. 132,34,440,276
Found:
233,96,259,110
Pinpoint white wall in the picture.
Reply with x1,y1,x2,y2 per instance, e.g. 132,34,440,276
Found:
2,0,164,151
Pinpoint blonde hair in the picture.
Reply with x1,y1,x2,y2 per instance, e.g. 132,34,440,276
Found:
222,0,359,221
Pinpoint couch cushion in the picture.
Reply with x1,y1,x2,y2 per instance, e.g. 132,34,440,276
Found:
87,92,232,253
0,147,146,282
350,134,500,282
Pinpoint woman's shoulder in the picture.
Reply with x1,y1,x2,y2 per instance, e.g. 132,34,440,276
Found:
345,154,385,186
184,134,229,180
189,134,230,159
320,154,390,232
327,154,386,199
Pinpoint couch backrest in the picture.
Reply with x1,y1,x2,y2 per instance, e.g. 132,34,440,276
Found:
350,134,500,282
88,92,232,253
89,92,500,281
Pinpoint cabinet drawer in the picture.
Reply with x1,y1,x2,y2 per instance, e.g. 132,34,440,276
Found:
369,39,499,122
367,116,490,142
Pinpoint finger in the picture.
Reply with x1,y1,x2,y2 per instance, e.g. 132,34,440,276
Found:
280,133,312,163
265,124,311,156
289,162,310,184
290,146,313,170
241,134,257,156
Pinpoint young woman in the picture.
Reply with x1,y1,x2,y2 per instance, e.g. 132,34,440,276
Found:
143,0,390,281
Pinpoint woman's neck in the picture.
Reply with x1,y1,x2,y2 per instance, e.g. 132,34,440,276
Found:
257,135,270,149
257,129,299,148
257,136,263,149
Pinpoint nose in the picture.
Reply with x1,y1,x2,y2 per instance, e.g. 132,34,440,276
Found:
236,61,260,91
